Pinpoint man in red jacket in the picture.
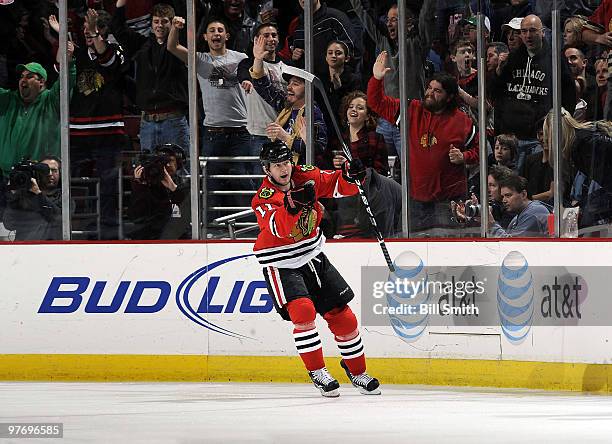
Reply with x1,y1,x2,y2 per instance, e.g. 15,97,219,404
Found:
252,140,380,397
367,51,479,233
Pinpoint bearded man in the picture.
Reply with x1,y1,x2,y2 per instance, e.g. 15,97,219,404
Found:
367,51,479,232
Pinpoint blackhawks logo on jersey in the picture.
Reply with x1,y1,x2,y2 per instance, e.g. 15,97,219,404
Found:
300,164,315,171
420,132,437,148
259,187,275,199
77,69,105,96
289,207,317,241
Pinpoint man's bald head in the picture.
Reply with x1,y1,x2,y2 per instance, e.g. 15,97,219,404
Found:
522,15,542,28
520,15,544,53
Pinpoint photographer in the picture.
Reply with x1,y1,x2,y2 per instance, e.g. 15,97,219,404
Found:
489,175,550,238
3,156,63,240
451,165,515,229
127,144,190,240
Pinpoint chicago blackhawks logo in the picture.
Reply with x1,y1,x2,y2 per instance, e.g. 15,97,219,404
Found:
419,133,437,148
259,187,275,199
290,207,317,241
77,69,105,96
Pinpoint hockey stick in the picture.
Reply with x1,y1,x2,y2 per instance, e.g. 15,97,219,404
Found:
281,64,395,272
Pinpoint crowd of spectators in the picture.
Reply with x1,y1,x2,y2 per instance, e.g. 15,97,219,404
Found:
0,0,610,241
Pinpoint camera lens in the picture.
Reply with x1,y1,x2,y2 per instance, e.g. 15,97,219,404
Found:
465,203,481,219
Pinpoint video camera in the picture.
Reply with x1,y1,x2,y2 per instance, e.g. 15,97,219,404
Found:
8,160,50,191
137,151,171,185
451,185,497,224
136,144,186,185
465,200,504,219
450,199,504,225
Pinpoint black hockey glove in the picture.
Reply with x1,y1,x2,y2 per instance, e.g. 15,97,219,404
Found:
284,180,316,215
342,158,366,183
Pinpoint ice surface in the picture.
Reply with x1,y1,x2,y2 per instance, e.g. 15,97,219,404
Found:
1,382,611,443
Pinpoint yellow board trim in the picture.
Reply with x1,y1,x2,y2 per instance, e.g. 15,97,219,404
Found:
2,355,612,393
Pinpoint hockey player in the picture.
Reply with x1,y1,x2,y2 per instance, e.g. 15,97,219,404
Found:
252,140,381,397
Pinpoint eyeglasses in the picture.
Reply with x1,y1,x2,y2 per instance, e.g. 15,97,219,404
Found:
520,28,542,34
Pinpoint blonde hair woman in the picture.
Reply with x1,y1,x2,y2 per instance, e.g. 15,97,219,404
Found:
563,16,588,46
543,109,612,226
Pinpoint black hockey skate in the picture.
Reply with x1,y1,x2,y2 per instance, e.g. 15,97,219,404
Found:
308,367,340,397
340,359,381,395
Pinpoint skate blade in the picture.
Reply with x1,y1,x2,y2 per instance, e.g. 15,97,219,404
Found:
318,387,340,398
356,386,381,395
353,383,381,395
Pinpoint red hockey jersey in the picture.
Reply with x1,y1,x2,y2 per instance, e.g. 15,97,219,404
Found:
252,165,358,268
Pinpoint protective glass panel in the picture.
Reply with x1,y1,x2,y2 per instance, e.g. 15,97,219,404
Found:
403,3,483,238
196,1,263,239
72,2,193,241
0,4,66,241
557,3,612,238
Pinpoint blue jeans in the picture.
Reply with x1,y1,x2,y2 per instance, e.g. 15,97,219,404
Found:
248,134,269,157
516,139,543,174
248,134,269,187
201,126,251,163
376,118,401,157
201,127,252,221
139,115,190,154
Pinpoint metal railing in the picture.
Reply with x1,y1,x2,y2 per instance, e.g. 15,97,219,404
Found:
201,156,399,239
70,177,101,240
117,152,142,240
200,156,261,239
213,209,258,239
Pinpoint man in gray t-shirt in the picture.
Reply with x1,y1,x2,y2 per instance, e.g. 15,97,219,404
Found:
168,16,253,221
195,47,248,129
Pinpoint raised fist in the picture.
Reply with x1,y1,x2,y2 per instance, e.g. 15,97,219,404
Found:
173,16,185,29
284,180,316,215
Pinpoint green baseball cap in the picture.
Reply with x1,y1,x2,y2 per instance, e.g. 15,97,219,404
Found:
459,15,491,32
16,62,47,81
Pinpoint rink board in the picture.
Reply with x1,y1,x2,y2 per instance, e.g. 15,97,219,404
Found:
2,240,612,392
